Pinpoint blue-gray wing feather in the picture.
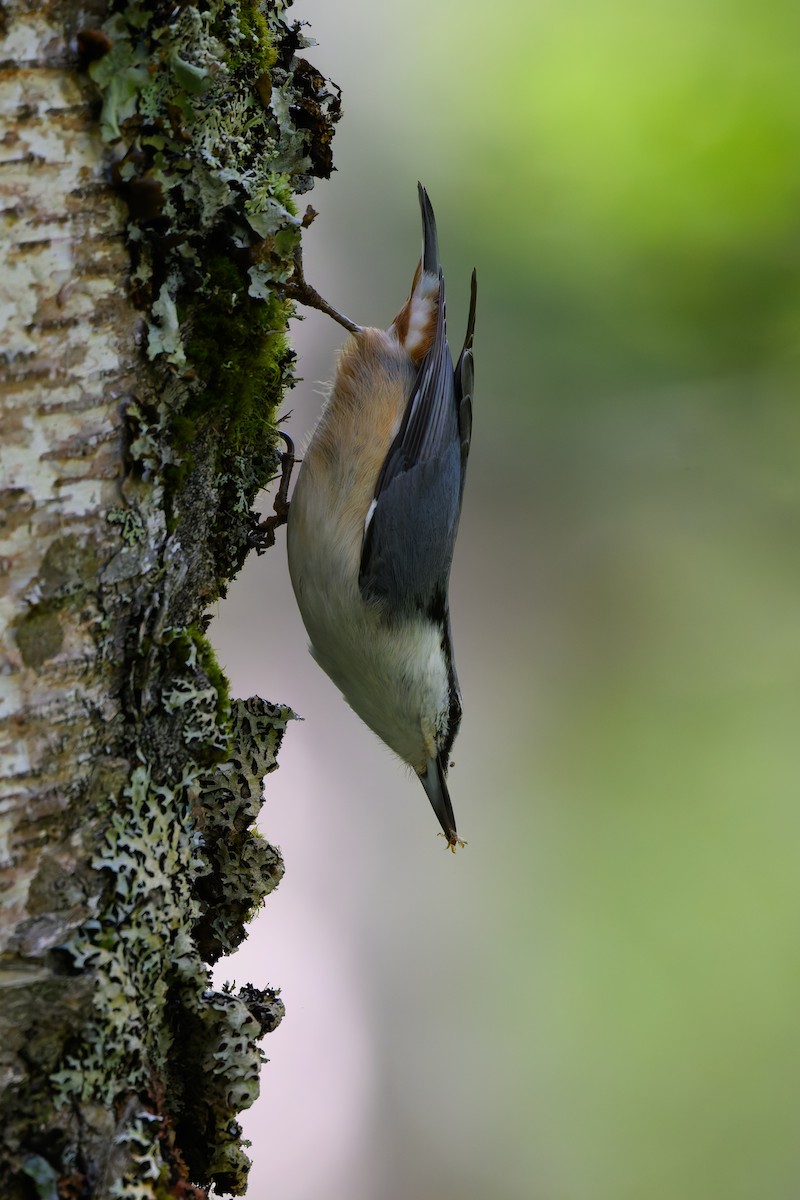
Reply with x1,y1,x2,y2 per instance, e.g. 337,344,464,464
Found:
360,272,463,613
455,268,477,499
360,264,477,617
359,438,462,614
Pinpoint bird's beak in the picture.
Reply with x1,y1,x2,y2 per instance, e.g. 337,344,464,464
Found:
419,757,459,850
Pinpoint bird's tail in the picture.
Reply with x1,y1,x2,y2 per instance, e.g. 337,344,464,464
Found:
389,183,444,365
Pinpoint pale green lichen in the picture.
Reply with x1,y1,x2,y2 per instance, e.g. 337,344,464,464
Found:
194,698,293,961
162,678,228,748
20,1154,60,1198
125,399,175,484
108,505,146,546
52,696,292,1191
52,760,206,1107
115,1112,167,1198
147,276,186,366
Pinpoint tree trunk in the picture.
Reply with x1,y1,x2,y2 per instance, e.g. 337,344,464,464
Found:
0,0,339,1193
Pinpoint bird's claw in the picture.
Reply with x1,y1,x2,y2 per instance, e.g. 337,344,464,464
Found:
252,431,295,554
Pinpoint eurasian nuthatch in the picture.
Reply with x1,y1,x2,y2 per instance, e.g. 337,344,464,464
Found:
275,184,476,849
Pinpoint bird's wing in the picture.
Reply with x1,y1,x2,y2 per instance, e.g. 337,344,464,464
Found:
454,268,477,499
359,274,463,614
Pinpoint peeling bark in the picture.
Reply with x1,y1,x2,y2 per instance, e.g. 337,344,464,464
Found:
0,0,338,1194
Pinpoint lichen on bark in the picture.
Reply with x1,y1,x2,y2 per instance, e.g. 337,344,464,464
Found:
0,0,340,1194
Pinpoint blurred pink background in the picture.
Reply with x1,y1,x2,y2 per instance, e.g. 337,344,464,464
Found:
211,2,800,1197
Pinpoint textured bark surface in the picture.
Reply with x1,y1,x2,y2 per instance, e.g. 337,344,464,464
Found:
0,0,339,1194
1,0,139,954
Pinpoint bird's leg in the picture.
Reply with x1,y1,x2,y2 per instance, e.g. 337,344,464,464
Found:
283,244,362,335
252,430,295,554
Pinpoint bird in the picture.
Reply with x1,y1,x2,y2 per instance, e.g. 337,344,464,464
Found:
282,183,476,848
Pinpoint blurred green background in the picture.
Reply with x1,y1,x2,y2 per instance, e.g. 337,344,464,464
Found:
212,1,800,1197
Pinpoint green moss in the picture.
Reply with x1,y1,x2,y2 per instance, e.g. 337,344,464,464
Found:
230,0,277,76
181,258,292,452
164,255,296,580
192,625,231,724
